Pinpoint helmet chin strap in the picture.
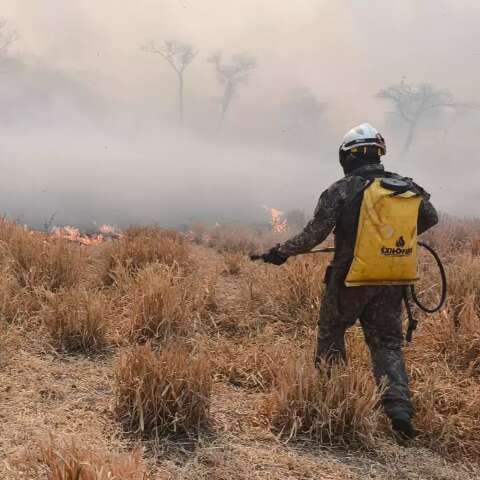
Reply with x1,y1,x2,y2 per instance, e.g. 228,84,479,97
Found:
339,148,351,174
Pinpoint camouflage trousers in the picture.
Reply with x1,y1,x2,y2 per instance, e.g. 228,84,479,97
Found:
316,267,413,419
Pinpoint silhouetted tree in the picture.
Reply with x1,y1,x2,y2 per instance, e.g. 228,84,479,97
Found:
377,78,478,152
207,51,256,121
0,19,17,57
143,40,198,125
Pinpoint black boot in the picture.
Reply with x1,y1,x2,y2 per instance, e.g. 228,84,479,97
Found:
391,412,416,441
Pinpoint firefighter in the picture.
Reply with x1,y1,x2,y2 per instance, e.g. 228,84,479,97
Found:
257,123,438,439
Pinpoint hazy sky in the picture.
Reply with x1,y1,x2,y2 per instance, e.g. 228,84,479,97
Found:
1,1,479,227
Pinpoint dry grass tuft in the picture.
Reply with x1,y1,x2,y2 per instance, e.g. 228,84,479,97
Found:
98,225,189,286
415,305,480,376
114,342,212,438
121,264,213,343
212,338,296,391
242,255,326,330
0,224,86,292
278,257,327,314
421,214,480,256
0,266,28,322
223,252,245,276
206,226,262,254
20,437,147,480
122,265,189,343
449,299,480,374
405,251,480,461
471,237,480,256
411,364,480,461
0,221,88,322
41,288,113,353
406,304,480,461
444,254,480,324
265,349,382,447
205,225,282,254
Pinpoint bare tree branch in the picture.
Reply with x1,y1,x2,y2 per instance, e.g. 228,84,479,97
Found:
0,19,18,56
142,40,198,125
208,51,256,121
376,78,478,152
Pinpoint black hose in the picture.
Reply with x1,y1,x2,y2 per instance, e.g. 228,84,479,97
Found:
410,241,447,313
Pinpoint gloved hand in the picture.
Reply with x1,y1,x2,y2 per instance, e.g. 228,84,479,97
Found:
251,245,288,266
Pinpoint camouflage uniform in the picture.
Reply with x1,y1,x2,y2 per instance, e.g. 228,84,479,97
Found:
278,164,438,419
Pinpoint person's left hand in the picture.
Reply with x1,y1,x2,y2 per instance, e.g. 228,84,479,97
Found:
259,246,289,266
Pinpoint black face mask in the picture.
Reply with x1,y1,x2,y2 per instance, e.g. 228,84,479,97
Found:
339,150,381,175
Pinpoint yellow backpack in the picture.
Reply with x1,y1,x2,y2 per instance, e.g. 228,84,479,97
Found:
345,178,422,287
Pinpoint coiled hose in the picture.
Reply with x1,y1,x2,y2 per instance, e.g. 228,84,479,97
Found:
411,242,448,313
404,241,448,342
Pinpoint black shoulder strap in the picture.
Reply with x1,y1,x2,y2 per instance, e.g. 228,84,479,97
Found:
343,178,374,210
334,177,374,227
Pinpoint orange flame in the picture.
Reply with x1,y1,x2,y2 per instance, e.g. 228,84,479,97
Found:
263,205,288,233
53,226,104,246
99,224,116,235
52,225,122,246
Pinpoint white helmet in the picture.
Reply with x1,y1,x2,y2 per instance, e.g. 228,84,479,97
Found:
340,123,386,155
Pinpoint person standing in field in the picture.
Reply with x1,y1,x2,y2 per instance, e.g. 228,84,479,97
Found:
255,123,438,439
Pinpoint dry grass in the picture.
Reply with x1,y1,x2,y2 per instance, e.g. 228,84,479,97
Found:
405,306,480,461
448,299,480,373
0,224,86,292
241,255,327,330
121,265,191,343
471,237,480,256
223,252,245,275
41,288,113,353
20,437,148,480
444,253,480,325
114,342,212,438
0,221,88,322
98,226,189,286
411,364,480,460
421,214,480,255
416,303,480,375
121,264,214,344
171,442,359,480
1,217,480,478
265,348,382,448
402,237,480,461
211,337,297,391
0,266,28,322
204,225,283,254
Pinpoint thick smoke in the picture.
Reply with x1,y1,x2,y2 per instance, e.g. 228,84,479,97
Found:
1,0,479,229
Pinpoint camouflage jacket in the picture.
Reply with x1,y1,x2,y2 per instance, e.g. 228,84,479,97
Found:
278,164,439,268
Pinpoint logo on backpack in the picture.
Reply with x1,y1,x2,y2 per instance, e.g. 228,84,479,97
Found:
381,236,413,257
